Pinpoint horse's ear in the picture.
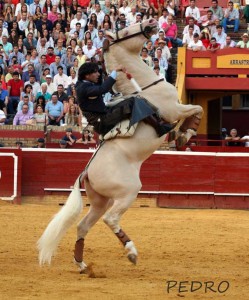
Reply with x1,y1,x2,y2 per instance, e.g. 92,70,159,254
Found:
105,31,115,42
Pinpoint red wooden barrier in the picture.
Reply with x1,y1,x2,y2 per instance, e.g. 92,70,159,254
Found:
186,49,249,76
21,150,93,195
185,49,249,91
0,149,249,209
0,129,44,139
0,149,22,204
195,0,228,8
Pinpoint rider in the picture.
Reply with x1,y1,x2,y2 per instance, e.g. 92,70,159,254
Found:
76,62,174,137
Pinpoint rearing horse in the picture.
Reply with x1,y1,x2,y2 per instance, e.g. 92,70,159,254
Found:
37,19,203,272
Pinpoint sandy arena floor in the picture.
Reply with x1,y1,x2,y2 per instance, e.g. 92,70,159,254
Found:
0,201,249,300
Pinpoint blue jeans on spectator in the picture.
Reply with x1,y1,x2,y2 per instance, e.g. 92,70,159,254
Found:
222,18,240,33
166,37,183,47
7,96,20,116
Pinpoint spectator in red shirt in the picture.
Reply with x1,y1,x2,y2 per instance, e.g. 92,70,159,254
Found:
11,58,23,74
7,71,24,116
148,0,164,11
78,0,90,6
46,47,56,65
1,77,7,90
200,28,211,49
207,37,220,51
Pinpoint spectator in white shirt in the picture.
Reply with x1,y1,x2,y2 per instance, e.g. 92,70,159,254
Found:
83,39,98,60
212,25,227,45
126,7,137,26
0,26,9,38
166,0,176,16
53,66,69,89
135,12,143,24
21,53,32,72
25,75,41,97
155,39,172,62
36,38,49,57
153,65,166,81
18,13,29,32
45,75,57,94
15,0,30,17
92,3,105,26
52,0,60,5
118,1,131,17
158,8,168,29
182,17,200,36
187,33,204,51
183,25,195,46
70,12,87,30
0,109,6,125
241,132,249,147
185,0,200,24
68,68,78,86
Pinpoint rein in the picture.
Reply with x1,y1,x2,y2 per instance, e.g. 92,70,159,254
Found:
110,23,157,46
132,78,165,94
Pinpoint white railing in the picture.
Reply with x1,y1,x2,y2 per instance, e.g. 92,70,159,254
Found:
0,153,18,201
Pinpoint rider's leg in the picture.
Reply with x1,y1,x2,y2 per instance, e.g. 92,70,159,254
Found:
88,97,176,137
143,114,176,137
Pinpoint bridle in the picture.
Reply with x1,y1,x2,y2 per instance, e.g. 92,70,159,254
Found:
110,22,158,46
106,21,163,92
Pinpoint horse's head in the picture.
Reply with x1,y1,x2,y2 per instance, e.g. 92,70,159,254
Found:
103,19,158,53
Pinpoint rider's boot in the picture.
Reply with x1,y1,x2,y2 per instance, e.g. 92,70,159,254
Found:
144,115,176,137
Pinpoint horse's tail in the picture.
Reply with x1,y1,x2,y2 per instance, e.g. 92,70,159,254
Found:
37,174,84,265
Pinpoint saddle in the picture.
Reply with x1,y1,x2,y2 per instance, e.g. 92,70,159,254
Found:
100,119,138,141
99,94,159,141
100,93,138,141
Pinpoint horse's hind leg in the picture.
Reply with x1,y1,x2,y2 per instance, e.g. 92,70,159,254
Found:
102,188,140,265
74,179,110,273
168,104,203,147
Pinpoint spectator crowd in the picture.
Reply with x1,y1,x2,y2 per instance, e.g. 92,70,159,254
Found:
0,0,248,131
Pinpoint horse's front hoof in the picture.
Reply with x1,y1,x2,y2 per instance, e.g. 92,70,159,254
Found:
127,253,137,265
73,258,87,274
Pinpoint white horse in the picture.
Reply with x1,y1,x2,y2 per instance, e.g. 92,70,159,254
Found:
37,19,203,272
